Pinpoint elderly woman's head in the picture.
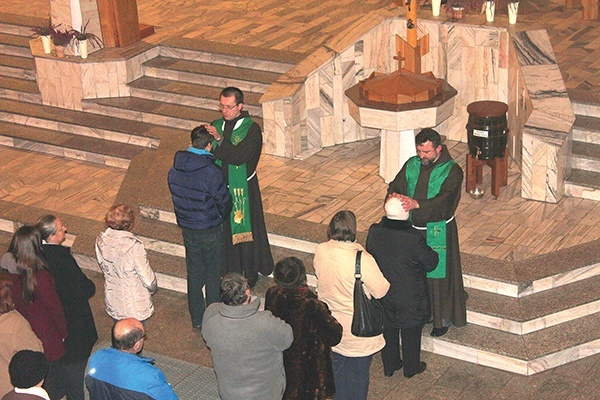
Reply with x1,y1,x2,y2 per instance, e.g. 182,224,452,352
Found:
0,273,15,315
105,205,135,231
327,210,357,242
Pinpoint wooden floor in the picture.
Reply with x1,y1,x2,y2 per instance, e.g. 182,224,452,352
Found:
0,148,124,221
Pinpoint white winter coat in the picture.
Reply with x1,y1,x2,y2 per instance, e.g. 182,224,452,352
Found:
95,228,157,321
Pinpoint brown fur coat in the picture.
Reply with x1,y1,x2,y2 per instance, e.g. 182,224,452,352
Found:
265,286,342,400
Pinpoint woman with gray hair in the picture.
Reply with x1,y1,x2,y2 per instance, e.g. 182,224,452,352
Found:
95,205,157,323
313,210,389,399
35,215,98,400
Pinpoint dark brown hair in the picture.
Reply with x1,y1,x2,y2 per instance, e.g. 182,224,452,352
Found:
327,210,357,242
9,225,48,304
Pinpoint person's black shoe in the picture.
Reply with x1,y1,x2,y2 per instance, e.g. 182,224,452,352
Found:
430,327,449,337
404,362,427,378
384,361,403,377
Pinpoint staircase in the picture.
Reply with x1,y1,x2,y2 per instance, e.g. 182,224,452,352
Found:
0,13,599,378
566,101,600,201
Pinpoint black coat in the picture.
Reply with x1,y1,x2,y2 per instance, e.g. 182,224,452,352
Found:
43,244,98,363
366,218,438,328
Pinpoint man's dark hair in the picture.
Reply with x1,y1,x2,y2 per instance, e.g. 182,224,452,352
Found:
415,128,442,147
111,325,145,350
327,210,357,242
220,273,249,306
191,126,213,149
220,87,244,104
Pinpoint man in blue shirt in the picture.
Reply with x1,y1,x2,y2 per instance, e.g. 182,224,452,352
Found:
85,319,178,400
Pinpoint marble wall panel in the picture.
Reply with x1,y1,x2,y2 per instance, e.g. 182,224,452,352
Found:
307,108,323,147
319,62,334,117
320,115,335,148
262,101,277,155
332,56,345,144
91,62,110,98
305,72,320,110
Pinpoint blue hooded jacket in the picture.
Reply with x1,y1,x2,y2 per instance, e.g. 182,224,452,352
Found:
168,149,231,230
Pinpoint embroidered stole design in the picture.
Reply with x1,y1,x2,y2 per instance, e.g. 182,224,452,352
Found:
405,156,456,278
212,117,254,244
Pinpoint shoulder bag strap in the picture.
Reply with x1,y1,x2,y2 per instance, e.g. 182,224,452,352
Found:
355,250,362,279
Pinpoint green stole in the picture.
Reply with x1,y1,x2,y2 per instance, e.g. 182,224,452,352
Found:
405,156,456,278
212,117,254,245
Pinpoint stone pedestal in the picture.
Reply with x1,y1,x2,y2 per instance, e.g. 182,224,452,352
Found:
345,81,457,182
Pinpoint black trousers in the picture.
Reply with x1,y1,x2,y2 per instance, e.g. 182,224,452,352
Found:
381,324,424,376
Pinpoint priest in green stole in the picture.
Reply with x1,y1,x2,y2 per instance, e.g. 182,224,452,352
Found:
387,128,467,337
206,87,274,287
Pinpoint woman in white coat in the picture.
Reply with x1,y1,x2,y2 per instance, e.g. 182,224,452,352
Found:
314,210,389,400
95,205,157,323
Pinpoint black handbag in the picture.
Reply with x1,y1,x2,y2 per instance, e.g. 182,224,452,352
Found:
351,250,385,337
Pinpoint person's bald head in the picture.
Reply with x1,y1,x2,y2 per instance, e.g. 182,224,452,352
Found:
111,318,146,354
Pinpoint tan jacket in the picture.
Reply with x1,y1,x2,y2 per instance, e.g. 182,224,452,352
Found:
95,228,157,321
0,311,43,397
314,240,390,357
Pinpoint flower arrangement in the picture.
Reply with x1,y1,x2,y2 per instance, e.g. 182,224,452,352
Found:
31,21,60,38
50,28,74,46
70,21,103,49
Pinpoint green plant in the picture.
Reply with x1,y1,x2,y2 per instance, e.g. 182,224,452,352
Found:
31,20,60,38
51,29,73,46
71,20,103,49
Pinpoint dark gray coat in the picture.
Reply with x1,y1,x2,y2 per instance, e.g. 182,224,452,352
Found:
202,297,293,400
366,218,438,328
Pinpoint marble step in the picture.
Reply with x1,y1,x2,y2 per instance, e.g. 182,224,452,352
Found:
81,96,262,131
465,275,600,335
571,140,600,172
0,53,35,80
0,76,41,103
421,312,600,376
565,169,600,201
0,98,161,148
572,100,600,119
136,204,600,300
131,210,600,336
572,115,600,144
0,32,31,58
128,76,263,116
0,120,145,169
159,38,300,74
142,56,278,93
0,13,48,37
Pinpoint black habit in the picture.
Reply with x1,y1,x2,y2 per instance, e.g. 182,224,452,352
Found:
211,111,274,286
387,145,468,329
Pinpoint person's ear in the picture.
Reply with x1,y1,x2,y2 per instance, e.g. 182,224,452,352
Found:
133,338,144,353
